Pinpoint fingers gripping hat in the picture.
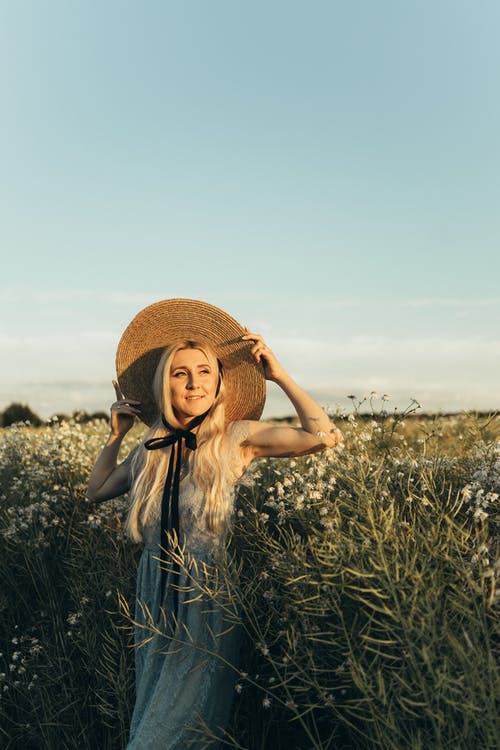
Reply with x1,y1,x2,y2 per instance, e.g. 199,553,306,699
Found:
116,298,266,426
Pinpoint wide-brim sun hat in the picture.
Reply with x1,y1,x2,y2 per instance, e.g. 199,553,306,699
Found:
116,298,266,426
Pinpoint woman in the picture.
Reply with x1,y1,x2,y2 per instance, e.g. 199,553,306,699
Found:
87,298,342,749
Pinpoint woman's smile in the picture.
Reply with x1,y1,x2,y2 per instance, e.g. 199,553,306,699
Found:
169,348,218,424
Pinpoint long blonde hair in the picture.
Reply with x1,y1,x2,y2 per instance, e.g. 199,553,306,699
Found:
126,340,237,542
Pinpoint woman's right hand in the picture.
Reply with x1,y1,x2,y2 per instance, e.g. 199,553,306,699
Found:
110,380,141,437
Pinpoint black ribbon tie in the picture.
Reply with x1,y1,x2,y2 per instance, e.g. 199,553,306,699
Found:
144,410,208,621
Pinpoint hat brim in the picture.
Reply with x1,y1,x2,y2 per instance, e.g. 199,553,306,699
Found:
116,298,266,426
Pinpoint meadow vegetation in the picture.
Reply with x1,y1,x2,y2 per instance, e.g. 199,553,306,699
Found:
0,406,498,749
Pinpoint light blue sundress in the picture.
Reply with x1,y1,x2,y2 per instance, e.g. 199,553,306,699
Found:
126,421,249,750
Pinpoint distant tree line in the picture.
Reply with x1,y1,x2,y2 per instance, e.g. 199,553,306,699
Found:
0,402,495,429
0,402,109,428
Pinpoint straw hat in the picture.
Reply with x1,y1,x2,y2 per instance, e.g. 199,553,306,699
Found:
116,298,266,426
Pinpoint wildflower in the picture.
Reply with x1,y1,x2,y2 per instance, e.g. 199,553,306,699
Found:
295,495,305,510
262,697,271,709
234,683,243,693
473,508,488,521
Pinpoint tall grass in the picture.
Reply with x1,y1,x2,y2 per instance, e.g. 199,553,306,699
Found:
0,411,498,748
0,420,139,749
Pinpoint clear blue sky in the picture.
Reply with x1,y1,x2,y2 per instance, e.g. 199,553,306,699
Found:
1,0,498,418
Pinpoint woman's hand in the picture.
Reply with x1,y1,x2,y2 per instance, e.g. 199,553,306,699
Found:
242,329,287,383
110,380,141,437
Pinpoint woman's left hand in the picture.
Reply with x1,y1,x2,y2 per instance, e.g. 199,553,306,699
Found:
242,329,287,383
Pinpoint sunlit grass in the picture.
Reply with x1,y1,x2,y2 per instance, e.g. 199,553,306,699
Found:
0,410,498,748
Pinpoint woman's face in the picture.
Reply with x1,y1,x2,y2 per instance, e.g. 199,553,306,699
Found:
169,348,219,425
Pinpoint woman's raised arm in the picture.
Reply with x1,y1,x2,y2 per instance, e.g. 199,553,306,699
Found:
86,380,141,502
239,331,343,460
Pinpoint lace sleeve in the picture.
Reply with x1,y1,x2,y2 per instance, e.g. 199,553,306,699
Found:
226,419,251,446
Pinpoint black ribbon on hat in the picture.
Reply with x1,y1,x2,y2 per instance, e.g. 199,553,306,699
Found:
144,410,209,620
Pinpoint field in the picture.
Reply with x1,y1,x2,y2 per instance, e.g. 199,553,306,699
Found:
0,409,499,749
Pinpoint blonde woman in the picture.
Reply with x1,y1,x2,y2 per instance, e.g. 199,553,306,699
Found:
87,299,342,750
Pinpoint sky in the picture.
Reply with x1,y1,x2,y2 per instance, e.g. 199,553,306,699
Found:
1,0,498,419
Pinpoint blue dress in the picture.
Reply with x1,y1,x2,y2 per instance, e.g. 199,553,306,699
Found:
126,422,248,750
